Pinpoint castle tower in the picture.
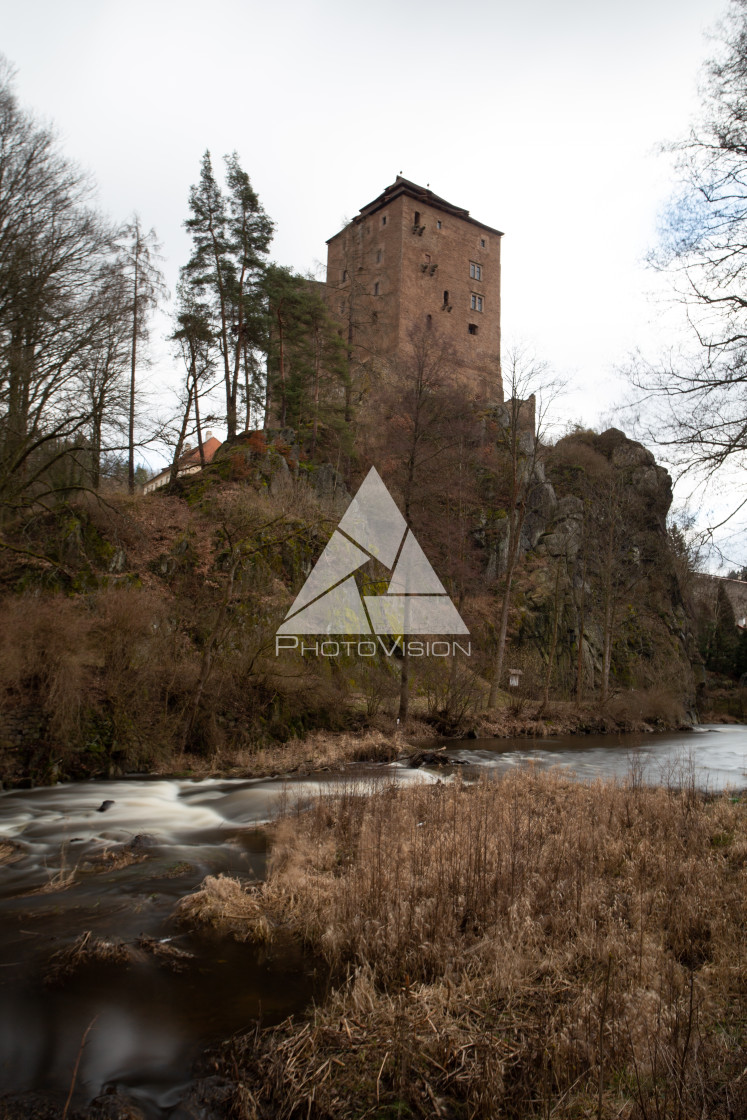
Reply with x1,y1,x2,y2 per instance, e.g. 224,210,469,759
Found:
326,176,502,402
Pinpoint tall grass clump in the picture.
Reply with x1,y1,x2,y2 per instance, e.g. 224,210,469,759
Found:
199,770,747,1119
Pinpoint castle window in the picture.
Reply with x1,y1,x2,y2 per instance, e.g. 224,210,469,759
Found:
374,281,380,296
437,220,442,229
469,261,482,281
426,314,432,329
381,215,387,226
376,249,382,263
443,290,449,305
414,211,420,226
468,323,478,335
470,293,483,312
480,238,486,248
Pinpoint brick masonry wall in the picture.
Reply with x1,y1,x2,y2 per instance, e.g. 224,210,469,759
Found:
326,184,502,403
396,196,501,401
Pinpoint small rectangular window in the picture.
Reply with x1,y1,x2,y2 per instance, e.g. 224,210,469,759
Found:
480,238,486,248
381,215,387,226
376,249,382,263
468,323,478,335
469,261,482,281
414,211,420,225
470,294,483,312
437,220,442,229
443,290,449,306
374,281,380,296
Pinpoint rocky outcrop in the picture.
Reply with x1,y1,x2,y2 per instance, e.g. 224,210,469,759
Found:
481,427,697,707
184,429,350,513
537,495,584,560
483,428,675,572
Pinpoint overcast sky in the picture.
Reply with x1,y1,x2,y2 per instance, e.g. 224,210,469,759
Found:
1,0,739,553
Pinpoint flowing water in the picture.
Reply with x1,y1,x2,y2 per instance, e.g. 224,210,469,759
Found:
0,724,745,1116
440,722,747,790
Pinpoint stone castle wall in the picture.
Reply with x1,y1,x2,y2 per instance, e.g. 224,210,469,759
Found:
326,180,502,402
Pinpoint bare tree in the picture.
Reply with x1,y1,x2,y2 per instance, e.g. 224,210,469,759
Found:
116,217,166,494
486,347,562,708
368,322,474,722
81,264,131,488
633,1,747,522
0,61,124,516
170,282,218,485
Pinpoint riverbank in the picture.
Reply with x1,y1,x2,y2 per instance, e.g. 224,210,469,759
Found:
181,770,747,1119
0,733,745,1118
0,697,706,791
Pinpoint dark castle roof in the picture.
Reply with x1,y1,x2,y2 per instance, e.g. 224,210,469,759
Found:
327,176,503,242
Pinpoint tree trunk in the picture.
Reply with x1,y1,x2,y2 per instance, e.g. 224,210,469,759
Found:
91,406,102,490
543,560,563,706
182,550,239,750
170,380,194,486
192,345,205,468
601,592,614,704
311,327,321,457
243,340,255,431
600,520,616,704
398,646,410,723
576,546,588,702
487,507,524,708
277,304,287,428
344,295,354,423
128,235,140,495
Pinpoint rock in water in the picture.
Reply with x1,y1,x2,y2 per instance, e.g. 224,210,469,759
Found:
96,799,115,813
409,750,467,769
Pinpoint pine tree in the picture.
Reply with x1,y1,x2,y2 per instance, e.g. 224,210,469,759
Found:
183,152,273,438
263,265,348,450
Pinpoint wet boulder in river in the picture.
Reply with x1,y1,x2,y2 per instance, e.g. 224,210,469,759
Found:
409,750,467,769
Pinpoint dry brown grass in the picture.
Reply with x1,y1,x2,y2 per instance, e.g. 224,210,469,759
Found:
79,836,154,873
476,695,692,739
44,931,132,984
174,874,273,943
202,726,402,779
44,930,195,985
0,839,24,865
202,770,747,1119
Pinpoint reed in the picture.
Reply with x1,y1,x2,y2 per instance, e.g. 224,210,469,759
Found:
189,769,747,1118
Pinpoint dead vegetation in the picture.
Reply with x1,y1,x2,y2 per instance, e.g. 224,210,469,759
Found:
0,839,24,865
79,834,155,873
44,931,132,984
0,458,705,790
476,694,692,739
174,874,273,943
214,727,402,777
194,770,747,1118
44,929,195,985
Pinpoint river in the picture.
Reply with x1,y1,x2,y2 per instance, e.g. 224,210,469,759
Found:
0,724,744,1117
